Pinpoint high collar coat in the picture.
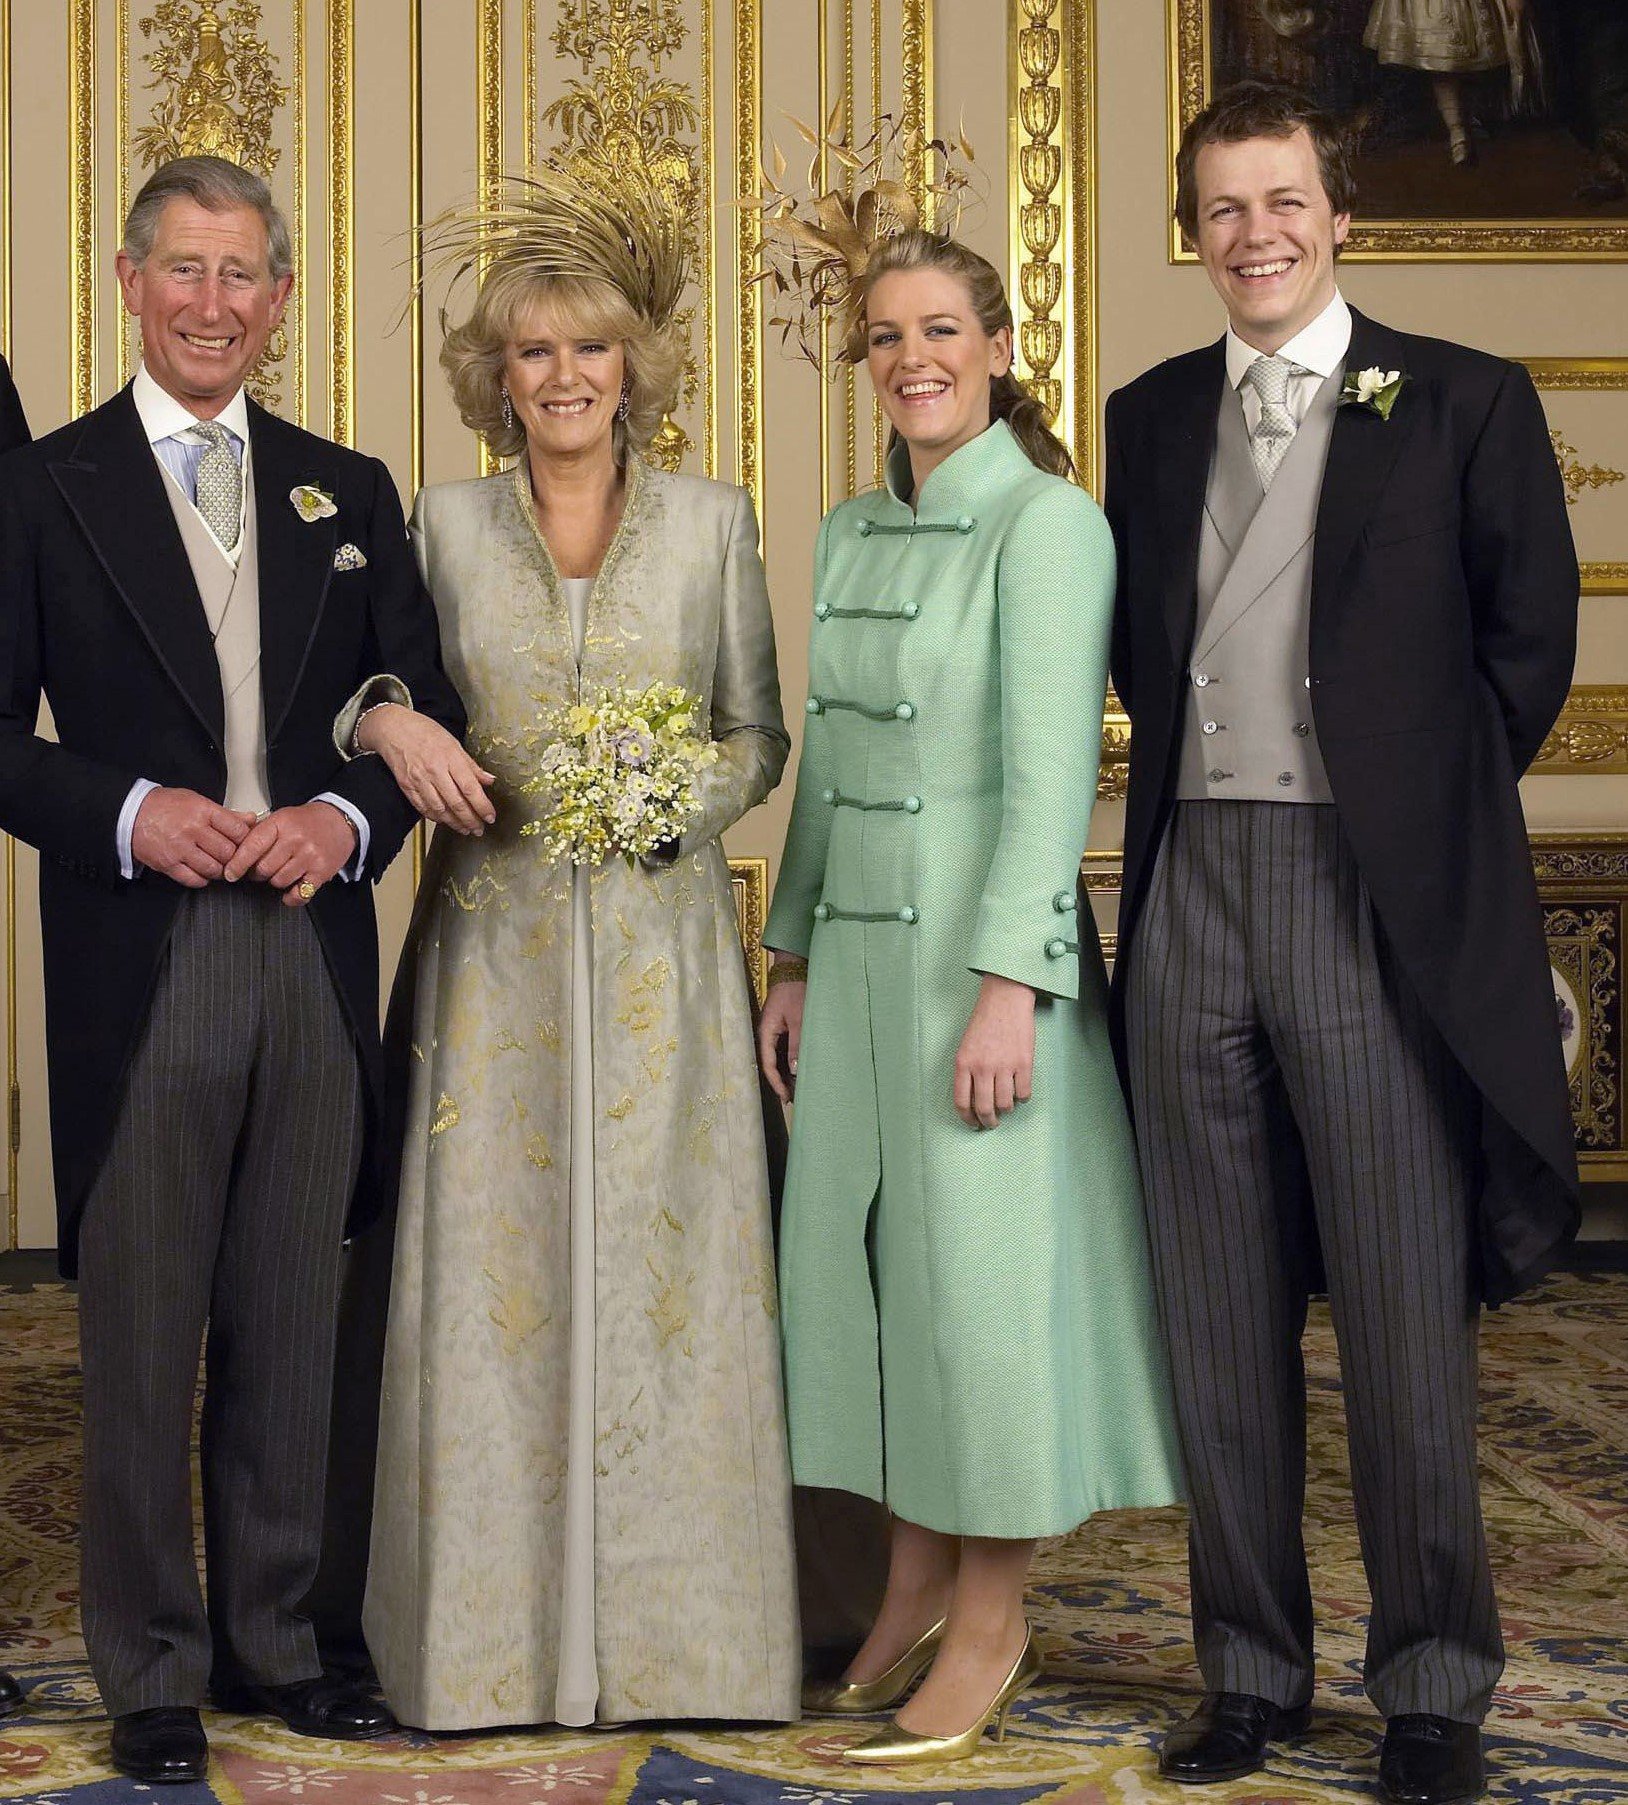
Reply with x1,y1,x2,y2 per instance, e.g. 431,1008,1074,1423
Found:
1104,309,1581,1303
0,384,465,1274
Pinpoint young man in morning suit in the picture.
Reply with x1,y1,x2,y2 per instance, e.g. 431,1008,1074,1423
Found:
1104,83,1578,1805
0,348,28,1726
0,158,464,1784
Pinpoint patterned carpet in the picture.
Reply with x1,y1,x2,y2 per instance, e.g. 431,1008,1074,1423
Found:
2,1273,1625,1804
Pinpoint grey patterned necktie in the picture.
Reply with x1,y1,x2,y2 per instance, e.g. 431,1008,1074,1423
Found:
1241,354,1301,490
192,419,242,552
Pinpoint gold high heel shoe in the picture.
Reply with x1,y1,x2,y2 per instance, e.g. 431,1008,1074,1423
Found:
801,1617,948,1715
841,1623,1042,1764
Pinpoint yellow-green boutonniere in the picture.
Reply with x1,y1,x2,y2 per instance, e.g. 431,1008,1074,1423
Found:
1340,367,1406,421
291,482,338,522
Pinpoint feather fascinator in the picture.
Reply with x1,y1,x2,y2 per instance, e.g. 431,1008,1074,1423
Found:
421,156,687,332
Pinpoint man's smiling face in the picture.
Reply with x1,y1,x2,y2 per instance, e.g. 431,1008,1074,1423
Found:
1193,127,1349,353
116,197,292,417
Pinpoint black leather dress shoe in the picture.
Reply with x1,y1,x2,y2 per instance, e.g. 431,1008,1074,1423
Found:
214,1674,394,1740
0,1670,23,1717
1159,1691,1312,1783
110,1707,209,1784
1380,1714,1485,1805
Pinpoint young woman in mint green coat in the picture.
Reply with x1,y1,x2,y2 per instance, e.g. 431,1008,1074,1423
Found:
760,232,1181,1765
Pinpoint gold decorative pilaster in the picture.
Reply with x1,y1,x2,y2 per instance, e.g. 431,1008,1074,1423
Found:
329,0,354,444
735,0,762,512
477,0,502,473
1009,0,1096,492
70,0,97,417
901,0,933,217
1534,688,1628,773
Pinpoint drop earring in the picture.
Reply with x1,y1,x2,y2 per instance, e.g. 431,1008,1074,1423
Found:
500,390,514,430
615,381,631,422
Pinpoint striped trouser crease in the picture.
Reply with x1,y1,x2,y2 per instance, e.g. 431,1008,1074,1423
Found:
1126,800,1502,1724
76,883,363,1716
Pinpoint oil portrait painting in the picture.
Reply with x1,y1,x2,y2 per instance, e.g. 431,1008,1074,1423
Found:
1173,0,1628,255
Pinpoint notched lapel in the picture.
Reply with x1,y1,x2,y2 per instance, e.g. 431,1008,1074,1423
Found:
1313,311,1412,613
251,403,338,743
1157,345,1228,666
47,389,223,744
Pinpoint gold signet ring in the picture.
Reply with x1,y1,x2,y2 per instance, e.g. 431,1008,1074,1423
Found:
297,879,318,901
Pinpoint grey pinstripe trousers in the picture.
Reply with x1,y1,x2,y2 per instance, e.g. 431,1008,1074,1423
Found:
76,883,363,1717
1126,802,1502,1724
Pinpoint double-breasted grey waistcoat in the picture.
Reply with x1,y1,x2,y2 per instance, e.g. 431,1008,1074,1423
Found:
1175,367,1343,803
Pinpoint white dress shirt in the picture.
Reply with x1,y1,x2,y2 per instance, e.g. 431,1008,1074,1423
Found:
118,366,369,882
1225,289,1353,434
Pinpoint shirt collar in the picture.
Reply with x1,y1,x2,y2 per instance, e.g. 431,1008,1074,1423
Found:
1225,290,1352,390
132,363,250,451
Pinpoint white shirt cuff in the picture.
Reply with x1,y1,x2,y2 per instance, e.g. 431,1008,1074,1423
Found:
315,792,370,880
118,778,160,880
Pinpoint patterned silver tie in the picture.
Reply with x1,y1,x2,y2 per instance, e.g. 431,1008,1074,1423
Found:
1241,354,1301,490
192,419,242,552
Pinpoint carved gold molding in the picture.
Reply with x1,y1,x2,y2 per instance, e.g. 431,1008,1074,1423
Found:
735,0,762,513
1552,431,1626,508
1168,0,1628,262
329,0,354,444
1522,358,1628,392
729,855,768,1002
1533,688,1628,773
902,0,933,216
71,0,96,417
1009,0,1096,493
1584,564,1628,596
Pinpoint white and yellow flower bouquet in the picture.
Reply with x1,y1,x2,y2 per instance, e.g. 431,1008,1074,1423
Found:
522,681,718,867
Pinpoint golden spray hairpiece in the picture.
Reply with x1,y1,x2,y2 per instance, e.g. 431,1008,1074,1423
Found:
744,108,979,373
421,156,687,334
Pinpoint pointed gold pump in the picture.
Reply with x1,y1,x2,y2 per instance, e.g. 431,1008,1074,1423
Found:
800,1616,949,1716
840,1624,1042,1765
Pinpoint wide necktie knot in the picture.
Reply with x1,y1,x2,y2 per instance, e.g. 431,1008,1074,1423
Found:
1241,353,1303,490
191,419,243,553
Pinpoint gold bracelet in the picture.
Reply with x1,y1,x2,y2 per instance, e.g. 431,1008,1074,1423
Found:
765,959,809,990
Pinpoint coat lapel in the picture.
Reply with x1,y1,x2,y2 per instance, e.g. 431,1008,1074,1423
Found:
1312,308,1412,614
46,386,224,743
250,401,338,743
1157,341,1228,665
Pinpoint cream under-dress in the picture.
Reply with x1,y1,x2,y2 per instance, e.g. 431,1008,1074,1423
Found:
556,574,598,1726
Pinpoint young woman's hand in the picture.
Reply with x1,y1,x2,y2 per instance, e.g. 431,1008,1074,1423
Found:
757,956,808,1104
357,704,497,835
954,973,1036,1129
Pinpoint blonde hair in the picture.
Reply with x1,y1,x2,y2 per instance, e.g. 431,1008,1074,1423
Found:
845,229,1075,483
440,264,684,463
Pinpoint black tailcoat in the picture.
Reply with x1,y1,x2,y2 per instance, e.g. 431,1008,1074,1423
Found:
1104,309,1580,1304
0,384,465,1274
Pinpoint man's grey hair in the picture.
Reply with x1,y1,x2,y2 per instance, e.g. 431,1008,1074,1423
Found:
122,156,293,282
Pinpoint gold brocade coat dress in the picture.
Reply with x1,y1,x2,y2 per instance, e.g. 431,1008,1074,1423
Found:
363,456,801,1730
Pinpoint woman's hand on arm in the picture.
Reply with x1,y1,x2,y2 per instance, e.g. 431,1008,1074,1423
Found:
954,973,1036,1130
757,953,808,1104
356,703,497,835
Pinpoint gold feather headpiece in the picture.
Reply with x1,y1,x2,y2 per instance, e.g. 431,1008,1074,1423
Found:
747,110,979,372
421,156,687,333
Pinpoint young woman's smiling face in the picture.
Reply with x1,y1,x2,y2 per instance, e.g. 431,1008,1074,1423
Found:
865,267,1012,481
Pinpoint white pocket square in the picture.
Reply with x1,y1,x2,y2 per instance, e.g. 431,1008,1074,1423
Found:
333,542,368,572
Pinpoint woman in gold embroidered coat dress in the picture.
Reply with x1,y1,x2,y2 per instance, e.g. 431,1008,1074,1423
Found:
346,173,799,1731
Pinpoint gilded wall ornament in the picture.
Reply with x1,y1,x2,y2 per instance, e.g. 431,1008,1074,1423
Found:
545,0,701,470
134,2,290,410
1551,431,1626,508
136,2,285,172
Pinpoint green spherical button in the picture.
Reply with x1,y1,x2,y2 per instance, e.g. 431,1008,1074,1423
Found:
806,697,824,715
814,601,831,619
902,601,921,619
898,906,919,924
894,702,916,721
821,788,836,804
856,518,874,537
903,796,923,813
1053,890,1076,911
814,903,832,921
1045,937,1068,958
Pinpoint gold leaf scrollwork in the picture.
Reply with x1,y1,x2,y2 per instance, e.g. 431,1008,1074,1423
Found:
1546,906,1619,1150
135,2,289,409
1551,430,1627,508
545,0,701,471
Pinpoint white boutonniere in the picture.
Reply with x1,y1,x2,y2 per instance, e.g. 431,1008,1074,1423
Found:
290,482,337,522
1340,367,1406,421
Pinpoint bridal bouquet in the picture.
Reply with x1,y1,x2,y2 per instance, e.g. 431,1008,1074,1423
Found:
524,680,718,867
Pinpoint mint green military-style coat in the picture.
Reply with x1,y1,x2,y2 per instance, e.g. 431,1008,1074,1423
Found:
766,422,1182,1539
